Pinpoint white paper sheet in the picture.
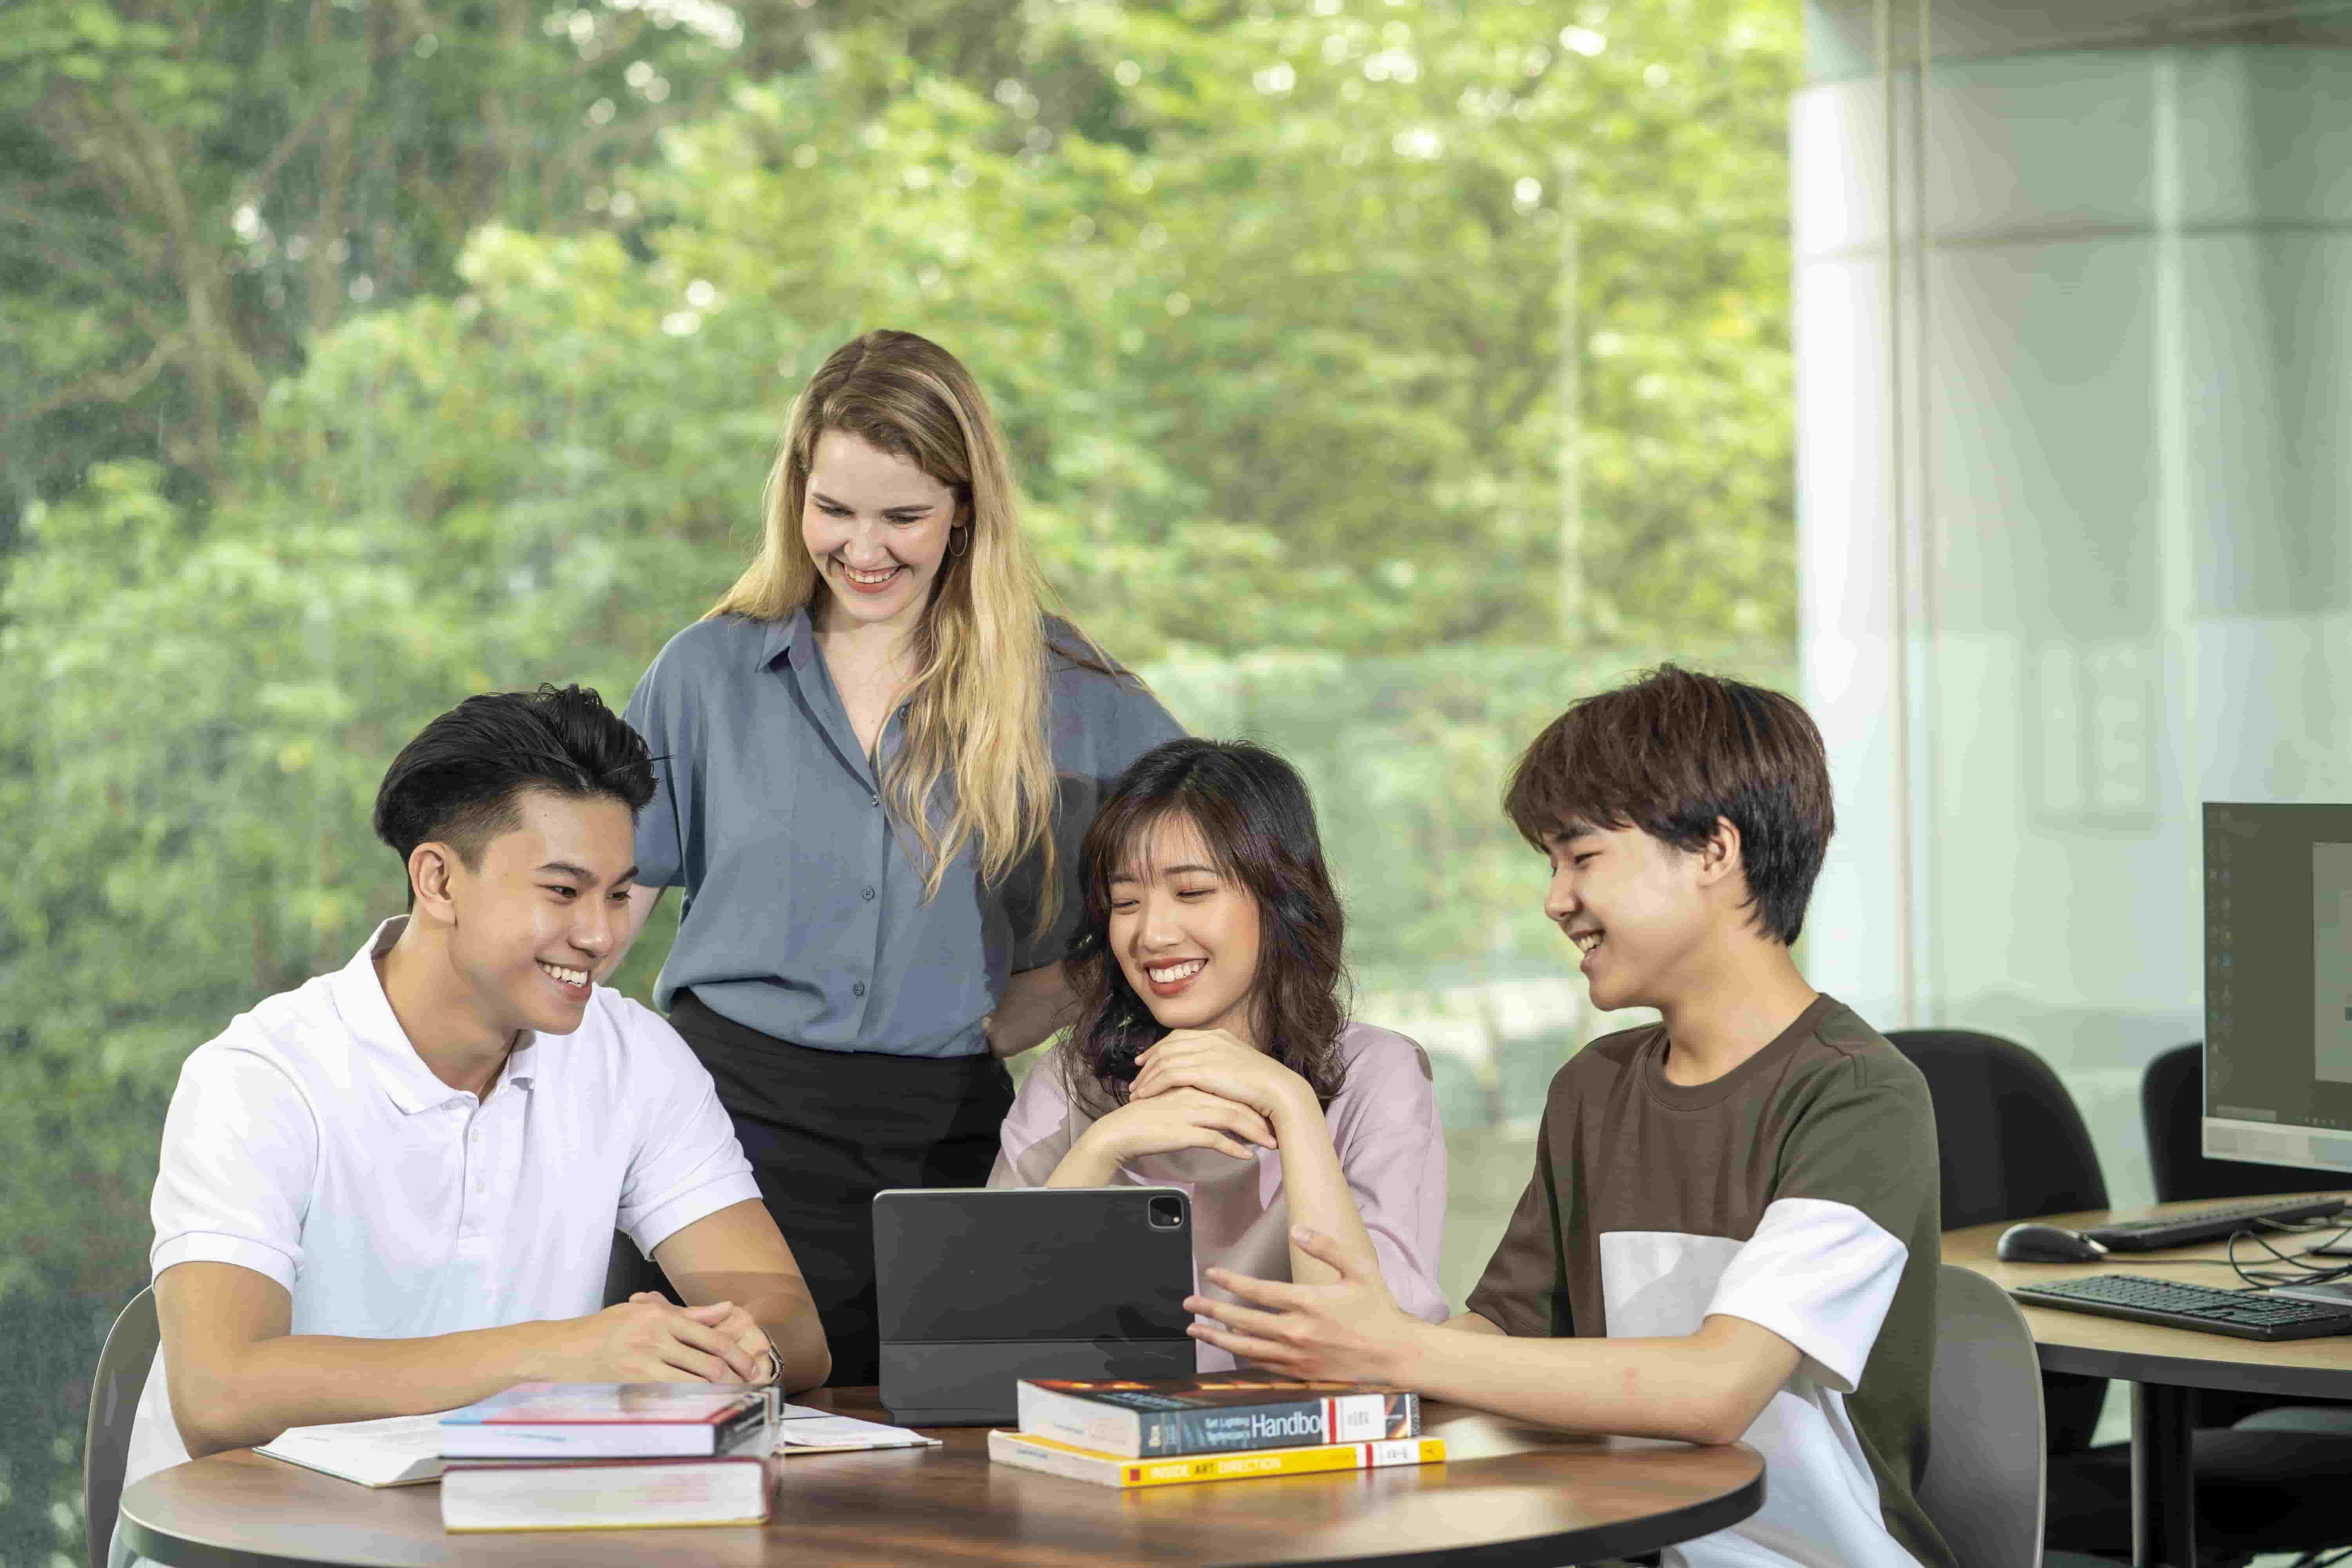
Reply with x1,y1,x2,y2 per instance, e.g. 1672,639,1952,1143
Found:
771,1411,940,1453
257,1412,453,1486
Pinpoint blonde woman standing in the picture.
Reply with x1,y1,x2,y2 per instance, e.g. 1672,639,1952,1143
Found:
607,331,1182,1385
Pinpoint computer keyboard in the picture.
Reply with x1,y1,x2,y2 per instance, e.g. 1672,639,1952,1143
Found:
2079,1195,2347,1252
2009,1274,2352,1341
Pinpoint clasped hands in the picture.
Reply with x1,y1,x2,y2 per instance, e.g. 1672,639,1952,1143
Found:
533,1292,779,1387
1087,1027,1315,1165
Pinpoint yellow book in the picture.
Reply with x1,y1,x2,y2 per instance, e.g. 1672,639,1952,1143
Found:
988,1428,1445,1489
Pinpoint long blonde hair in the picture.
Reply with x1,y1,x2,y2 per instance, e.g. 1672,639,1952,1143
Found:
709,329,1096,924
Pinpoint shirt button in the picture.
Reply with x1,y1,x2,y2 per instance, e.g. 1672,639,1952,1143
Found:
862,886,876,902
853,982,867,998
869,794,880,808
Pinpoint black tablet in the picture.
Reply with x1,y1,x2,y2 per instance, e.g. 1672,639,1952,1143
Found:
871,1186,1198,1426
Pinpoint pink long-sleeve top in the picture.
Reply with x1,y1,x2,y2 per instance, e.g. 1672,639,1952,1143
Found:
988,1022,1451,1371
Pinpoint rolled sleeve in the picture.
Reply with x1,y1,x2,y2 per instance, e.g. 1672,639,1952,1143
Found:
615,1013,761,1256
150,1233,303,1292
150,1048,319,1293
1705,1196,1907,1392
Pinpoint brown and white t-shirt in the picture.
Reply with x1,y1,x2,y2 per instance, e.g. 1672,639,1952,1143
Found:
1466,994,1956,1568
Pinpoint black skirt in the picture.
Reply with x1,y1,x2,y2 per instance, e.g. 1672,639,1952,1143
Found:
632,988,1015,1387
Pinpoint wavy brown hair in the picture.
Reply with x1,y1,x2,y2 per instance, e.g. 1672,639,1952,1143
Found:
1062,739,1350,1108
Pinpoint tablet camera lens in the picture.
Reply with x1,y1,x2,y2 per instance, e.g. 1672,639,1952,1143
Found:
1147,1195,1185,1230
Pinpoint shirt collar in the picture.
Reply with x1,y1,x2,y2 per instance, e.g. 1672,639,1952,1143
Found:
332,916,540,1116
756,606,816,670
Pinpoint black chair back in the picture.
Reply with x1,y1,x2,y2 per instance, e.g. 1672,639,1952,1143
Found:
2143,1041,2341,1204
1887,1026,2111,1453
1887,1028,2109,1227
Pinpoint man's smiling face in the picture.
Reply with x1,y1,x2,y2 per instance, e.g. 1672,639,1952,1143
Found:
1541,819,1713,1012
441,788,639,1039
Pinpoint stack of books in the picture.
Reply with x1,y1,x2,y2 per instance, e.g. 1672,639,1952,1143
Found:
436,1383,776,1532
989,1374,1445,1489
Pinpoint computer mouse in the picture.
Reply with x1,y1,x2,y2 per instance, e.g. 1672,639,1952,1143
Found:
1996,1222,2109,1264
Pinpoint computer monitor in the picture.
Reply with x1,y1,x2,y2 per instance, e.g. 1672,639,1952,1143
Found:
2204,802,2352,1175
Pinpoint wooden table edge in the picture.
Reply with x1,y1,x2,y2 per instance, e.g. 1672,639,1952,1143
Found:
2024,1335,2352,1397
119,1508,305,1568
1346,1461,1765,1568
117,1416,1769,1568
1941,1193,2352,1400
120,1468,1769,1568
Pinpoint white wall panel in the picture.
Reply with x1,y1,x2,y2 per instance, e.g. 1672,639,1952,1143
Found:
1795,33,2352,1205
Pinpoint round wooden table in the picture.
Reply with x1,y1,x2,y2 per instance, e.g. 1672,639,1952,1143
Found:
1945,1194,2352,1568
119,1388,1764,1567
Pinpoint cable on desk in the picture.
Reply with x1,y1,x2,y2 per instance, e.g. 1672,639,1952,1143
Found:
2225,1217,2352,1291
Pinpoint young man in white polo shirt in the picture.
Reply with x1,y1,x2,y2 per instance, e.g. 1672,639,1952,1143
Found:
120,684,830,1523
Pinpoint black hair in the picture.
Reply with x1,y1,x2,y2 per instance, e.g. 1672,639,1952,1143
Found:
1063,737,1349,1106
372,684,657,899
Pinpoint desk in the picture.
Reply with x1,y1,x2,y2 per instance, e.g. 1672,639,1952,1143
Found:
118,1387,1764,1567
1945,1195,2352,1568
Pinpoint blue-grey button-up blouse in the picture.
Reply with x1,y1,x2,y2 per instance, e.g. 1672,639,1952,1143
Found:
622,610,1185,1058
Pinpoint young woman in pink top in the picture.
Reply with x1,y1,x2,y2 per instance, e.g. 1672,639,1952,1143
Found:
989,738,1449,1368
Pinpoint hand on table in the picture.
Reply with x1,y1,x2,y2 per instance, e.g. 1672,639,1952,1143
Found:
1187,1226,1424,1384
1131,1028,1313,1122
630,1292,779,1385
529,1296,768,1384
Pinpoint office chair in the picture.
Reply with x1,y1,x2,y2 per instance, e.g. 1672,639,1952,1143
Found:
1887,1027,2112,1454
1920,1264,2044,1568
2143,1042,2343,1206
84,1286,158,1568
1919,1262,2120,1568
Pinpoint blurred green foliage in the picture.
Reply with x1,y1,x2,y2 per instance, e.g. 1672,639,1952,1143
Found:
0,0,1797,1559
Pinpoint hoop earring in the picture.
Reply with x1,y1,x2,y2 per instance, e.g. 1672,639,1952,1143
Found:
949,526,970,558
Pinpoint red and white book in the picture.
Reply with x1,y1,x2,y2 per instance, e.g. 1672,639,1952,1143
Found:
438,1384,773,1459
441,1455,770,1532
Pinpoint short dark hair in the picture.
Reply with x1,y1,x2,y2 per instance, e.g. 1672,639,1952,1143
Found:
1502,664,1834,945
1064,738,1350,1106
373,684,657,891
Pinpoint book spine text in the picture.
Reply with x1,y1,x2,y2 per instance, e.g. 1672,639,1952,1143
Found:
1135,1393,1419,1458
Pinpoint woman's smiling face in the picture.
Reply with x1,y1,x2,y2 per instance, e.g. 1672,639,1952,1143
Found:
800,428,960,634
1109,812,1264,1045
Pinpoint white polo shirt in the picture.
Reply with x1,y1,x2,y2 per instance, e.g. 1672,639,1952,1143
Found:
123,917,763,1490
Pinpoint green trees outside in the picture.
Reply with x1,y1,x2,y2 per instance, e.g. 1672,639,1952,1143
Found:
0,2,1797,1559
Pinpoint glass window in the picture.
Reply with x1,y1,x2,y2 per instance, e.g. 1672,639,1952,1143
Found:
1,4,1796,1555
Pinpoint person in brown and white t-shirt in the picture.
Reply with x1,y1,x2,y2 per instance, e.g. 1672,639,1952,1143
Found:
1185,666,1958,1568
1467,994,1949,1567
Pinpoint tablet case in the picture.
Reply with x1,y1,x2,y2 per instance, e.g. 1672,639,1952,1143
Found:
873,1187,1198,1426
